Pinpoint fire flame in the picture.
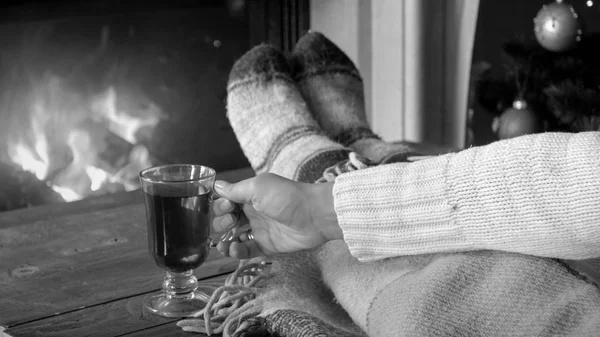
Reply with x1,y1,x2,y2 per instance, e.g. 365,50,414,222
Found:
8,105,51,180
6,76,162,202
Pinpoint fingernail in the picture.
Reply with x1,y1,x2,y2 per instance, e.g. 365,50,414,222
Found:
220,230,234,242
214,180,228,193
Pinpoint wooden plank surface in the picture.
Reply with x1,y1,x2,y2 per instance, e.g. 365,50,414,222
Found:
0,202,239,326
121,321,196,337
0,167,253,328
4,274,230,337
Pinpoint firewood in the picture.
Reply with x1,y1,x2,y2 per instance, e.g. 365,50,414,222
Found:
0,162,65,212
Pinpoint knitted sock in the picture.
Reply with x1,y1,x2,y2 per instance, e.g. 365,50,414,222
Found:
226,44,349,183
291,32,418,164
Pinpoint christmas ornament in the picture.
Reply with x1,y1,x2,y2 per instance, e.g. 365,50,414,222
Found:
492,100,543,139
533,0,582,52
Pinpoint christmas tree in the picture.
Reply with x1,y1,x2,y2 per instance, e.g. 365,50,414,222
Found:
475,0,600,140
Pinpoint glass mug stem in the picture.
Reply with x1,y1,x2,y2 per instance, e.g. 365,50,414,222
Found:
163,270,198,299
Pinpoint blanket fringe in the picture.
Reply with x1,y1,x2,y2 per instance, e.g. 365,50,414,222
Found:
315,152,371,183
177,259,270,336
315,151,433,184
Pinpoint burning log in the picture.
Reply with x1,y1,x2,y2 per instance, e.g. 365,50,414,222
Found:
47,120,163,201
0,162,65,212
87,120,164,184
2,120,163,208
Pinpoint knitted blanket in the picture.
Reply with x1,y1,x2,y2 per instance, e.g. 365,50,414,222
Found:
178,239,600,336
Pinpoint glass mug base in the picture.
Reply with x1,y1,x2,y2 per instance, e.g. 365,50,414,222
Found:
144,285,215,318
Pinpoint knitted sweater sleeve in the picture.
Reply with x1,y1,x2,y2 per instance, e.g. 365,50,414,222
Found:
332,132,600,262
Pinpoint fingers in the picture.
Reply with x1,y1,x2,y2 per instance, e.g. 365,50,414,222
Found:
215,225,262,259
212,198,244,232
215,174,298,217
212,180,252,234
216,236,263,259
213,213,237,233
214,178,257,204
212,198,236,216
230,240,264,259
216,238,230,256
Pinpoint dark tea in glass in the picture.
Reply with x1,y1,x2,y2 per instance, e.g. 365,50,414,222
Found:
144,189,211,272
139,164,217,318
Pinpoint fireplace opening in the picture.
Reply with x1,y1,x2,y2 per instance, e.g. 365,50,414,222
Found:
0,0,309,212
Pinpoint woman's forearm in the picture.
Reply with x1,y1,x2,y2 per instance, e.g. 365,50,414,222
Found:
332,132,600,262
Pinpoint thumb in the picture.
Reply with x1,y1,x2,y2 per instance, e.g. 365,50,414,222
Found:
214,178,256,205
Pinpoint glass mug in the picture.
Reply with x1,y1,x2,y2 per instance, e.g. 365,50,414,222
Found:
139,164,231,318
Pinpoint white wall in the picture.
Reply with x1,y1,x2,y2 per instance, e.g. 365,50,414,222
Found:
309,0,479,150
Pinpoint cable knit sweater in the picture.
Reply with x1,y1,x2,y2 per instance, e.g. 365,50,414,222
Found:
333,132,600,281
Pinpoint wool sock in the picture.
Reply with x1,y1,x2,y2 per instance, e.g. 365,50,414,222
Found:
226,44,349,183
291,32,422,164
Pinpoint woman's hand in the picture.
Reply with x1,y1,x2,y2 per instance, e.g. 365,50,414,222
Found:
212,173,342,259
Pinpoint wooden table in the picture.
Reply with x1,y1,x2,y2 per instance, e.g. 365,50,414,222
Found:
0,167,255,337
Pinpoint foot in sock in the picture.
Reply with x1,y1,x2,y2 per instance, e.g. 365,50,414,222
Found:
291,31,420,164
226,43,349,183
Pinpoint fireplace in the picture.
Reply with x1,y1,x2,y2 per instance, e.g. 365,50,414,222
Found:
0,0,309,212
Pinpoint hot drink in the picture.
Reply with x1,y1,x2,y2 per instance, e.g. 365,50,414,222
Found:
139,164,217,317
143,186,211,273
